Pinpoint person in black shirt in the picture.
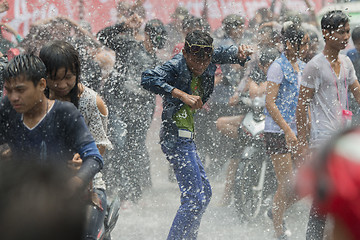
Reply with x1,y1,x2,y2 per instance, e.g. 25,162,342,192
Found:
0,54,103,193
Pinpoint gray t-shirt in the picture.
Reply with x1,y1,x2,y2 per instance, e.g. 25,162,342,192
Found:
301,53,356,149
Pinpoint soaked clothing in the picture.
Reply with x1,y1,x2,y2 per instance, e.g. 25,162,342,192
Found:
0,98,103,183
161,138,211,240
142,45,248,240
265,53,305,134
79,86,112,190
142,46,249,148
301,53,356,149
173,76,202,132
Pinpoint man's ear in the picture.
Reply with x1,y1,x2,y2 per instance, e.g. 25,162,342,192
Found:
38,78,47,91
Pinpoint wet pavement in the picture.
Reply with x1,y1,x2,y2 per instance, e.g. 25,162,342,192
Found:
112,117,314,240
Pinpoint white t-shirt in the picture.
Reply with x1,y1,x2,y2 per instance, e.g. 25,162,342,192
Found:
301,53,356,149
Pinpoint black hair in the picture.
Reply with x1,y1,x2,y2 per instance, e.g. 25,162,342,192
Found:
259,48,280,66
281,21,306,50
3,54,46,86
321,10,349,31
145,19,167,49
39,40,80,108
184,30,213,58
352,26,360,43
182,16,201,32
222,14,244,36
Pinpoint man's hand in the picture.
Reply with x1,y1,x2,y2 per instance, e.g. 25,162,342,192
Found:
68,153,83,172
238,44,254,60
181,94,203,110
171,88,203,110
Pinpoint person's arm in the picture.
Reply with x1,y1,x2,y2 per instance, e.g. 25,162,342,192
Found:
211,45,252,66
265,82,297,148
171,88,203,110
349,80,360,105
141,57,178,96
0,23,22,43
296,85,314,147
95,95,109,155
248,79,267,99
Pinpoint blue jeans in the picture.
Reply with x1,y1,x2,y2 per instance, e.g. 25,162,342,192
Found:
162,137,212,240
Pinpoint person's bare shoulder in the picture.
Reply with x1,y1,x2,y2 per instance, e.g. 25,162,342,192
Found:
96,95,108,116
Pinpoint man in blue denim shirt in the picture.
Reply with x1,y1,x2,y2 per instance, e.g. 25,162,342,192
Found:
141,30,252,240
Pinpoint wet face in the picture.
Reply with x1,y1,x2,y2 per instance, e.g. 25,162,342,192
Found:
4,75,45,114
183,50,212,77
46,67,77,98
324,22,351,50
298,34,310,60
229,24,244,40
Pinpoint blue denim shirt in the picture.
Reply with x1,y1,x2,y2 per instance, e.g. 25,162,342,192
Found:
141,45,248,148
265,53,306,123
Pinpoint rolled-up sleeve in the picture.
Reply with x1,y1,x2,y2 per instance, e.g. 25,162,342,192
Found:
212,45,249,66
141,63,176,96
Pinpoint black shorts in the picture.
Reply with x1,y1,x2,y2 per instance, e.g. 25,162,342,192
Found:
264,132,290,155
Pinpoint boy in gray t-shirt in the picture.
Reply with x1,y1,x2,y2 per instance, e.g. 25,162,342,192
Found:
296,10,360,240
300,53,356,148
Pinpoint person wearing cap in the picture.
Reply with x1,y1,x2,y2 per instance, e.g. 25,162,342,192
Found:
141,30,252,240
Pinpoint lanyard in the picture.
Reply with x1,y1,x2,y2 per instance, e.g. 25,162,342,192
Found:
330,62,349,110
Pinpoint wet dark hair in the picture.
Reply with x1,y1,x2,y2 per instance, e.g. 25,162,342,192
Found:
182,15,202,32
39,40,80,108
352,26,360,43
281,21,306,50
321,10,349,31
145,19,167,49
184,30,213,58
259,48,280,66
3,54,46,86
222,14,244,36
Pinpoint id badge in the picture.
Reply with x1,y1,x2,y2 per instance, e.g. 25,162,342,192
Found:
342,109,353,127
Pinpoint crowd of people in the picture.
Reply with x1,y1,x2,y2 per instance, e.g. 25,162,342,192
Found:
1,0,360,239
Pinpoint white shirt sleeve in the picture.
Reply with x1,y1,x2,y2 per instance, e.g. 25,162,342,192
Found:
301,61,319,89
267,61,283,84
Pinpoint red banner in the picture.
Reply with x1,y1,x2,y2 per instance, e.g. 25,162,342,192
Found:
2,0,325,37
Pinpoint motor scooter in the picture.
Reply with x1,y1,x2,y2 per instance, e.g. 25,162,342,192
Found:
91,195,121,240
233,95,277,221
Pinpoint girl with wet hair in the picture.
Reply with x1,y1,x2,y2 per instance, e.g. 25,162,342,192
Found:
264,22,309,239
40,40,112,240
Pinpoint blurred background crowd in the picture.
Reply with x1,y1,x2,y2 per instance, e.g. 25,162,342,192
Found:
2,1,360,239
